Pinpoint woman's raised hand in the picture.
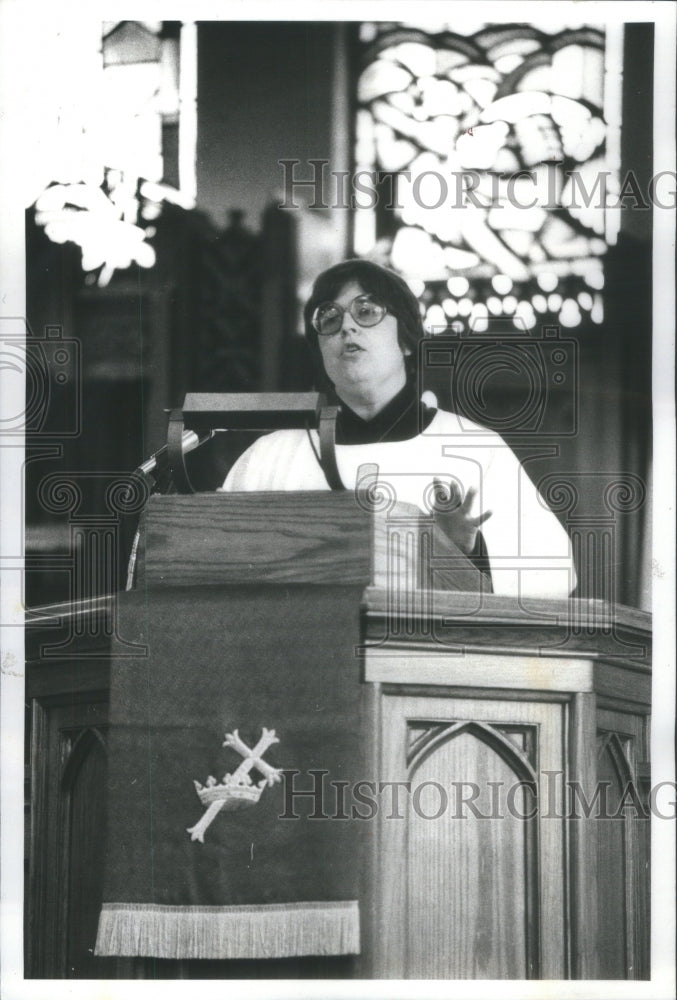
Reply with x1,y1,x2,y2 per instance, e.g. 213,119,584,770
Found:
431,479,492,555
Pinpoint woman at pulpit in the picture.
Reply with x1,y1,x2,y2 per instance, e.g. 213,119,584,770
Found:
221,259,576,598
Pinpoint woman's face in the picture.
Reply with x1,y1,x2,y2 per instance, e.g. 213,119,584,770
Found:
316,281,410,399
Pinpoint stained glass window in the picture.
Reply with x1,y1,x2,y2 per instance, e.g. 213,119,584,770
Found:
31,20,197,286
355,21,621,332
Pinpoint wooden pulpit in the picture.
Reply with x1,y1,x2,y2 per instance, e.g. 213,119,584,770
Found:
25,491,651,980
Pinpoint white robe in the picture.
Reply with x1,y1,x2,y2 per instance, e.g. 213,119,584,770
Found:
220,408,576,599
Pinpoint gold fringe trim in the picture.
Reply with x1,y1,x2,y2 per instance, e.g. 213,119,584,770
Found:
95,900,359,959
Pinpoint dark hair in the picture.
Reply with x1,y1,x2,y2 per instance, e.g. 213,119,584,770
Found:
303,259,424,391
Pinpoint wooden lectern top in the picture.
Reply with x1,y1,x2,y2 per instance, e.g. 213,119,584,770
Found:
138,490,487,592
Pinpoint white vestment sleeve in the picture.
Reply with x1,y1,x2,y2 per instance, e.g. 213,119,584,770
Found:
219,431,329,492
481,444,577,599
220,436,268,492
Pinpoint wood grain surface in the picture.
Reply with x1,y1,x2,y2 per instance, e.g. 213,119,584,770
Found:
362,587,652,670
374,692,566,979
141,492,373,585
139,492,484,589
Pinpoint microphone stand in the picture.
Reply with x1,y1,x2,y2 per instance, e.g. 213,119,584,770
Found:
125,430,216,588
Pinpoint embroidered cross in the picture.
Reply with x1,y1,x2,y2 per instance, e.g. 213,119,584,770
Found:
187,727,281,843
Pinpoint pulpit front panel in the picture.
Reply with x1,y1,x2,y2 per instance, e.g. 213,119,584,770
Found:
372,687,567,979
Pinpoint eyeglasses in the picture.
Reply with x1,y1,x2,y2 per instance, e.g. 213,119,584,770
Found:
311,293,388,337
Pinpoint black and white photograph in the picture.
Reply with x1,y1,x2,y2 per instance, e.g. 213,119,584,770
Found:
0,1,675,997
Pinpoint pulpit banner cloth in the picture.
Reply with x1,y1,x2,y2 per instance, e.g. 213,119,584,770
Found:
95,584,366,960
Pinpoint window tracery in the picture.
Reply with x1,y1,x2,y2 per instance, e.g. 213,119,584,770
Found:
355,21,618,333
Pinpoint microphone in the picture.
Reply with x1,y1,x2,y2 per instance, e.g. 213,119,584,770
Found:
137,430,215,476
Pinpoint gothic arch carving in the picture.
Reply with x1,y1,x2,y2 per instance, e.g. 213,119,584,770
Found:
407,719,538,785
60,726,108,791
